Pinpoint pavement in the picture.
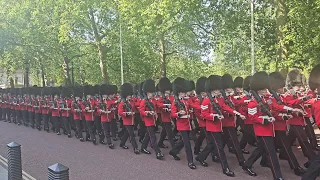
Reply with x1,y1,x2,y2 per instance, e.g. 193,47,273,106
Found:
0,121,317,180
0,164,7,180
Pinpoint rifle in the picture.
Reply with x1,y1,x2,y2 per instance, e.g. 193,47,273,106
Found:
251,90,273,118
207,93,223,117
220,90,235,109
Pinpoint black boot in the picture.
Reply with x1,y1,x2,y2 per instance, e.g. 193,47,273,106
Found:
242,166,257,176
294,166,305,176
156,152,164,160
108,143,114,149
188,163,196,169
134,148,140,154
158,144,168,148
141,149,151,154
120,145,129,149
169,151,180,160
80,138,85,142
223,168,235,177
212,155,220,163
195,157,208,167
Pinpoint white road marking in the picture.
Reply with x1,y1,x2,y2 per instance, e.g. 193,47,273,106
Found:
0,155,37,180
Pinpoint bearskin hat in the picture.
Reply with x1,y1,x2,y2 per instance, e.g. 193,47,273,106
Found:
250,71,270,91
42,87,52,96
92,85,100,95
309,64,320,91
221,74,233,89
233,77,243,88
173,77,187,95
158,77,172,92
205,75,221,92
51,87,61,96
243,76,252,91
120,83,133,98
155,83,159,92
269,72,285,90
84,85,93,95
111,85,118,94
286,69,304,88
100,84,109,95
72,86,82,97
143,79,155,93
61,87,73,97
196,77,207,94
186,80,195,92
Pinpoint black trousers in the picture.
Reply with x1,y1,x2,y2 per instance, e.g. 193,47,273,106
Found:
158,122,175,148
222,127,245,163
171,131,194,163
305,117,318,149
61,116,71,135
43,114,50,130
86,121,96,142
141,126,161,154
194,127,206,154
302,154,320,180
198,131,229,170
138,115,146,141
94,116,104,140
74,120,83,138
22,110,28,124
35,113,41,128
11,109,16,122
245,136,282,179
102,122,112,144
111,119,118,138
240,124,256,149
29,111,34,126
287,125,316,161
15,110,21,124
2,108,8,120
53,116,61,133
274,130,300,169
120,125,138,149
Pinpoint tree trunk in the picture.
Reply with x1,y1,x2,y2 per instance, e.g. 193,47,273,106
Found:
24,59,30,87
41,64,45,87
63,56,72,86
89,8,109,84
276,0,288,72
159,32,166,77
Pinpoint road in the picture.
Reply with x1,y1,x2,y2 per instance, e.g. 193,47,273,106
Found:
0,121,313,180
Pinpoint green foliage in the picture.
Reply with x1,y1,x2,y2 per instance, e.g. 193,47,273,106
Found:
0,0,318,87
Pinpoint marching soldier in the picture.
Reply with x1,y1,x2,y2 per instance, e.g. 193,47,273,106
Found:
156,77,175,149
169,77,196,169
82,85,97,145
268,72,306,176
118,83,140,154
302,64,320,180
139,79,164,160
41,87,51,132
72,86,84,142
60,87,73,138
242,71,283,180
193,77,207,155
51,87,61,135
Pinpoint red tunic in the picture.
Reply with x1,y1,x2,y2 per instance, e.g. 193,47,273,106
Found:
283,94,306,126
61,99,72,117
171,98,192,131
81,99,96,121
313,96,320,128
118,101,135,125
72,100,82,120
139,99,157,127
156,96,173,123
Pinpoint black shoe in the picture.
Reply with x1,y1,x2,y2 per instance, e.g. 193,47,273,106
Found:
242,149,250,154
156,152,164,160
188,163,196,169
279,154,288,160
113,137,118,141
158,144,168,148
304,162,310,169
212,155,220,163
86,137,91,141
57,132,61,135
13,121,17,124
31,125,35,128
229,148,236,154
100,140,105,144
134,148,140,154
68,134,72,138
194,150,200,155
275,178,284,180
108,143,114,149
37,127,41,131
169,151,180,160
294,166,305,176
80,138,85,142
92,139,97,145
223,168,235,177
17,123,21,126
120,145,129,149
260,161,271,168
242,166,257,176
239,161,245,167
141,148,151,154
195,157,208,167
8,120,11,123
139,139,143,143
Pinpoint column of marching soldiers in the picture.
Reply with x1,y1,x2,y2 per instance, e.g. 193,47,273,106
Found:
1,66,320,180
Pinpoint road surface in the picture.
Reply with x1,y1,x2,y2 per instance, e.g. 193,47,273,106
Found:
0,121,314,180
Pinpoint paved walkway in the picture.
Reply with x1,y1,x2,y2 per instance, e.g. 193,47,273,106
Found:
0,164,7,180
